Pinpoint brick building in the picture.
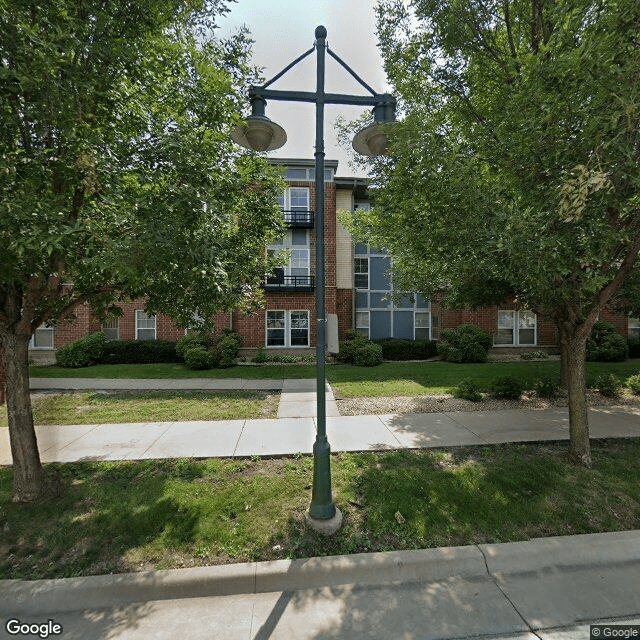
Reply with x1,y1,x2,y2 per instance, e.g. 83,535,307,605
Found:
28,158,639,363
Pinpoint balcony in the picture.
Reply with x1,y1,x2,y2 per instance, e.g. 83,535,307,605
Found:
282,209,314,229
264,274,315,292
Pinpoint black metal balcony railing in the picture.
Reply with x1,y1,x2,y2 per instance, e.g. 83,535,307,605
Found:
264,274,315,292
282,209,314,228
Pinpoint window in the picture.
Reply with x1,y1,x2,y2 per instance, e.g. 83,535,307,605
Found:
283,167,334,181
135,310,156,340
415,312,430,341
496,310,536,346
354,257,368,289
30,324,54,349
278,187,311,225
356,311,369,338
267,230,310,284
101,318,119,341
266,310,309,347
630,317,640,342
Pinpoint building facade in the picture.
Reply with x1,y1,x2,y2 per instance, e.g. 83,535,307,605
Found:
28,158,639,363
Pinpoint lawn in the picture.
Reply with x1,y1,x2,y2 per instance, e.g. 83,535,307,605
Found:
0,390,277,427
30,359,640,397
1,439,639,580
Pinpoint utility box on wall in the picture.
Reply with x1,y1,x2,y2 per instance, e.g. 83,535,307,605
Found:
327,314,339,353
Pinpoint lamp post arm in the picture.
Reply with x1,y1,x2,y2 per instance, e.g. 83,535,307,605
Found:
249,87,389,108
326,46,377,96
261,46,316,90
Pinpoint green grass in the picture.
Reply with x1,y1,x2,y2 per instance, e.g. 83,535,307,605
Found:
328,360,640,398
1,439,639,580
29,363,317,380
0,390,277,427
28,359,640,398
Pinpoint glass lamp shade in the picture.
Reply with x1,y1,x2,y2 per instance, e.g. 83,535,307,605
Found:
231,116,287,152
352,122,390,157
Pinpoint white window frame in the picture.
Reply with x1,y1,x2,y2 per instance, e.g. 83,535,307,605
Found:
629,317,640,342
414,310,431,341
135,310,157,341
101,318,120,341
356,311,370,338
496,310,537,346
265,310,310,348
267,230,310,280
30,323,54,349
354,257,369,290
278,187,310,225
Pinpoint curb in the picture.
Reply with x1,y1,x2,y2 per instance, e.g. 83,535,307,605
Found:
2,530,639,616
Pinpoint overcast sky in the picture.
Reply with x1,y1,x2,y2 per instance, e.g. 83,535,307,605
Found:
218,0,388,177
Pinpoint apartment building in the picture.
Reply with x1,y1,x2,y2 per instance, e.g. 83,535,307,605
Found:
28,158,639,362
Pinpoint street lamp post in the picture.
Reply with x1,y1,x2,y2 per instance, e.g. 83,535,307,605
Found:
232,25,395,533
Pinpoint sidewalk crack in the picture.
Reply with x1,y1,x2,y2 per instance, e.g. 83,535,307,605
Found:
476,544,544,640
140,422,174,457
233,420,247,458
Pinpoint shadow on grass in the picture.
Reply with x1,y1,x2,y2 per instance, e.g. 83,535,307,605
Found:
249,441,640,639
0,459,208,638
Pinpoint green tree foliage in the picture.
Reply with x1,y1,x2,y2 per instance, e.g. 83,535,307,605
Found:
348,0,640,466
0,0,285,501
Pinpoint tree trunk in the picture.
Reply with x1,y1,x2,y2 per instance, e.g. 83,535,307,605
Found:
0,349,5,405
560,324,591,467
559,338,569,389
2,332,46,501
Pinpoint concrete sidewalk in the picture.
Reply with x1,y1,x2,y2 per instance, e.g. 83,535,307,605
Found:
2,403,640,465
2,530,639,639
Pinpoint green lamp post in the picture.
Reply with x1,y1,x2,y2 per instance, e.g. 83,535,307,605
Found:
232,25,396,533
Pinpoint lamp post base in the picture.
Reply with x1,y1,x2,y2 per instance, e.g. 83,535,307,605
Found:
305,507,343,535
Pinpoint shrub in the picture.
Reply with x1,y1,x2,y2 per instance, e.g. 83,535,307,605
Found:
344,329,366,342
335,331,368,364
252,346,268,363
269,354,299,363
595,373,622,398
220,327,242,348
175,332,209,359
100,340,180,364
183,346,215,370
534,377,560,399
453,378,483,401
374,338,438,361
491,375,525,400
437,324,493,363
586,321,628,362
212,333,242,368
520,350,549,360
626,373,640,395
56,332,108,367
352,342,383,367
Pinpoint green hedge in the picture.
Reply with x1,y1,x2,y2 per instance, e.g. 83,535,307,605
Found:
100,340,180,364
586,321,628,362
437,324,493,363
55,332,108,367
374,338,438,361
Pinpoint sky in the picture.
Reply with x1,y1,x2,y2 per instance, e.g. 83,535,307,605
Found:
217,0,388,177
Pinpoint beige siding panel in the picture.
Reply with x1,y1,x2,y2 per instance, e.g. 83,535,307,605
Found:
336,189,353,211
336,222,353,289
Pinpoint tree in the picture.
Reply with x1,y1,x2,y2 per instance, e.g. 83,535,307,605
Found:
0,0,285,501
348,0,640,466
